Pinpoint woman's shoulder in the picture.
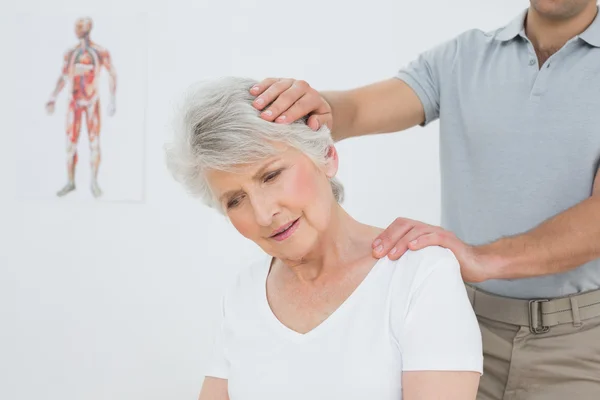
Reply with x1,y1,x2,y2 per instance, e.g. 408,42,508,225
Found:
387,247,481,363
233,253,272,285
388,246,483,374
387,245,461,293
220,253,271,311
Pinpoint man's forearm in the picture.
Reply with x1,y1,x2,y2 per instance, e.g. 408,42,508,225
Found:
321,79,426,142
481,194,600,280
320,90,358,142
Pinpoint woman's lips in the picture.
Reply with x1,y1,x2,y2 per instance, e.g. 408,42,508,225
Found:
270,218,300,242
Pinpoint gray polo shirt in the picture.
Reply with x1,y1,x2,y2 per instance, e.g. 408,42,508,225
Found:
395,7,600,299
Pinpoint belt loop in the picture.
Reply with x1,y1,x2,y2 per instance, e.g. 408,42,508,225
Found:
570,297,583,327
529,300,550,334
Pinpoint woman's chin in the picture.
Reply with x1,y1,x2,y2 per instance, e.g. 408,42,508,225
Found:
266,240,315,263
259,225,320,262
271,248,307,263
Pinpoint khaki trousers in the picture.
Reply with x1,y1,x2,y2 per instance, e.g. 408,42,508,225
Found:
466,285,600,400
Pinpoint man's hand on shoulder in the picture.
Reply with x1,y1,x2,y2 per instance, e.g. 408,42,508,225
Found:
372,217,495,283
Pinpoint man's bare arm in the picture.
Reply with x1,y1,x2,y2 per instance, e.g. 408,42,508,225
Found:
249,77,425,142
321,78,425,141
481,170,600,280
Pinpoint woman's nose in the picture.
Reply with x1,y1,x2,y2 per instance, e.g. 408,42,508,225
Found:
249,193,278,227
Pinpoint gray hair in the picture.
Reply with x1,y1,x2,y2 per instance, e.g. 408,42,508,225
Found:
164,76,344,212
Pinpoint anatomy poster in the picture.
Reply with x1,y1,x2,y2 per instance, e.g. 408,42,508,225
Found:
15,14,147,203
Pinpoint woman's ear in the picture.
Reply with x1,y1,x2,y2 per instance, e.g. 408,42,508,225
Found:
324,145,339,178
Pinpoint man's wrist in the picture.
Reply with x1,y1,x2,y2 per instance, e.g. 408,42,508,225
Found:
474,240,515,281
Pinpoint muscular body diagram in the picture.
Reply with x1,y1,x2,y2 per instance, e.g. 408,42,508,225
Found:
46,17,117,198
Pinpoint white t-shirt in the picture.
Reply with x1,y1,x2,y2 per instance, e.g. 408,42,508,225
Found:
205,246,483,399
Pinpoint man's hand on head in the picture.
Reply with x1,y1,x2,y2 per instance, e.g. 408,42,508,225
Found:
249,77,332,131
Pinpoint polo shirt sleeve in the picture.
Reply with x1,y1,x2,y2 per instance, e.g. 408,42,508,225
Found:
395,36,459,126
203,294,230,379
398,248,483,374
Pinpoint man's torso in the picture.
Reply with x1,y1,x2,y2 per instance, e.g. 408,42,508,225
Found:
437,12,600,298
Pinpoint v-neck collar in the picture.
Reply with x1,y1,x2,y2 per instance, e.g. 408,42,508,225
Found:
258,254,388,342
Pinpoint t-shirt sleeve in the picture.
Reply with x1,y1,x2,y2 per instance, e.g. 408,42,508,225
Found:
395,36,459,127
203,294,230,379
398,249,483,374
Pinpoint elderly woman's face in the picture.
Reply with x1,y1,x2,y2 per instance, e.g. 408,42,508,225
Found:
206,143,338,260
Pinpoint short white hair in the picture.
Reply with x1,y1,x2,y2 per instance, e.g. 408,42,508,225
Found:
164,76,344,212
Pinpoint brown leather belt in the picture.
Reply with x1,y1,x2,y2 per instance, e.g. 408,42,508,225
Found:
465,284,600,334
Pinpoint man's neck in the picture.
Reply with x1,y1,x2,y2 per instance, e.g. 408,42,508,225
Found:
525,3,598,53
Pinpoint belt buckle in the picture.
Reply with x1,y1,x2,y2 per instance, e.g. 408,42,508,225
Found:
529,299,550,334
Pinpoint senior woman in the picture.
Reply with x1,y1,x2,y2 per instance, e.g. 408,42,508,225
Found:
165,76,483,400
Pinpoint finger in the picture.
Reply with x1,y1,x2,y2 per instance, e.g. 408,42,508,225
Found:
408,231,451,251
372,218,415,258
274,91,329,125
250,78,284,110
307,114,321,130
306,113,333,131
272,91,311,124
387,226,437,260
253,79,295,114
249,78,279,98
260,80,310,121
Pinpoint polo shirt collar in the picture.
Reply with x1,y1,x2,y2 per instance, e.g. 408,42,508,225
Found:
495,6,600,48
494,9,528,42
579,6,600,47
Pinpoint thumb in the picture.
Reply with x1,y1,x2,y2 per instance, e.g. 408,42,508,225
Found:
307,115,321,131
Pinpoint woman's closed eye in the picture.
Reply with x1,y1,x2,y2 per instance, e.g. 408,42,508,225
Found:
225,169,283,209
263,169,283,183
226,195,243,209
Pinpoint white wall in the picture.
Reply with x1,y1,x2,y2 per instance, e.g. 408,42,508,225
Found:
2,1,527,399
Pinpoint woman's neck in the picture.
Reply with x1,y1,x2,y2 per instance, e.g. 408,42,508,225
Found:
276,205,382,283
